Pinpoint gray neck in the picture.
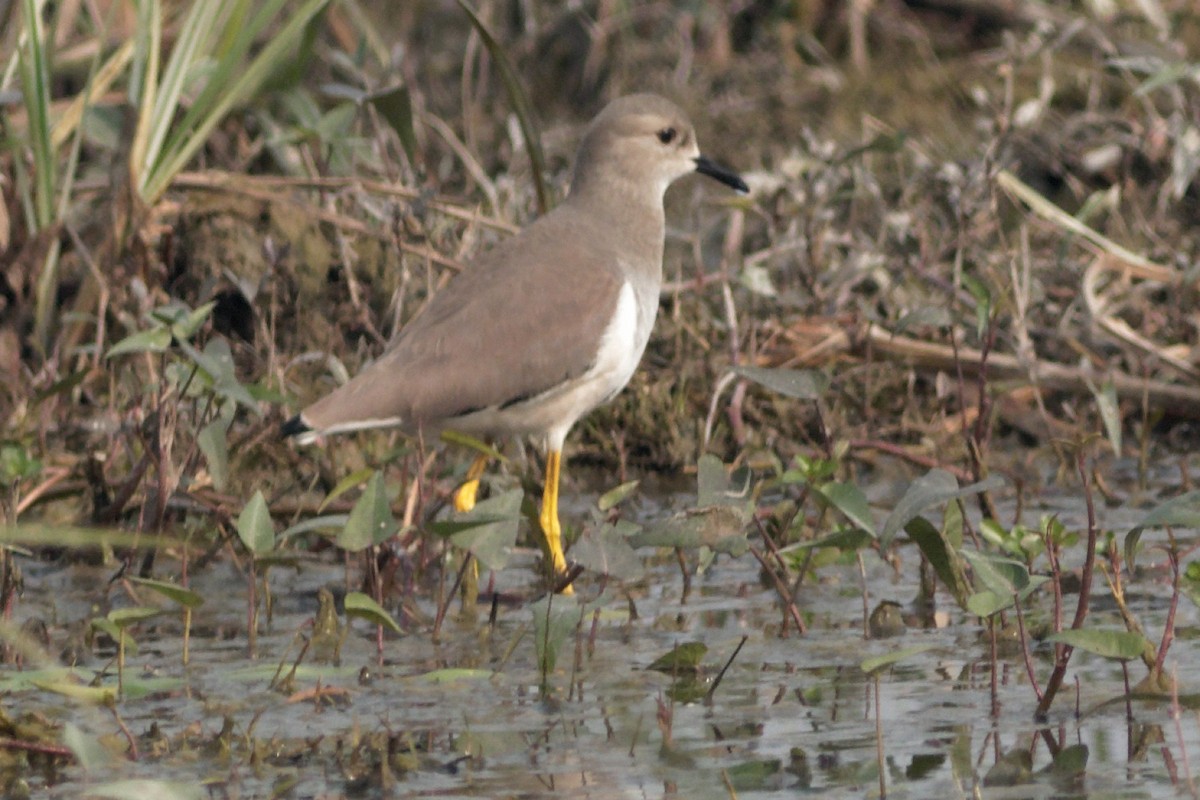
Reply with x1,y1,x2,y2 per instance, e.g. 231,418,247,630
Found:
565,172,667,269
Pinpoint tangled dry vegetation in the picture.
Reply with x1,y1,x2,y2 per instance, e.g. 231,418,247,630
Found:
2,0,1199,535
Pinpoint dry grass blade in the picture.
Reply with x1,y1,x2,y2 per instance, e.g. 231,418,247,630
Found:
995,170,1177,284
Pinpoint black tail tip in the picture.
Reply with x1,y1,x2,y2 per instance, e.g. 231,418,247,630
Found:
280,415,311,439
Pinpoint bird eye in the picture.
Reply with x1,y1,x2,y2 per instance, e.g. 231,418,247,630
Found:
657,127,677,144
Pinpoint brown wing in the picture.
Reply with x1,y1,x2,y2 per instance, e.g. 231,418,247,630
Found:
299,206,625,434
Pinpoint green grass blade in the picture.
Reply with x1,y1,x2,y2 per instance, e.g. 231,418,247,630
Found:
142,0,330,202
19,0,54,230
455,0,549,213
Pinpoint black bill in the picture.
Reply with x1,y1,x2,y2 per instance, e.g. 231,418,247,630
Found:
694,155,749,194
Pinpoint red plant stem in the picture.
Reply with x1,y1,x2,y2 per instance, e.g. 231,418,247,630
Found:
1153,542,1180,678
1011,588,1043,701
1036,452,1099,718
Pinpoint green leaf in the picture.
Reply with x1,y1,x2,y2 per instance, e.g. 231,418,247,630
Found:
169,301,215,340
319,467,376,512
197,417,230,491
455,0,547,213
696,453,744,508
785,527,873,552
598,480,640,512
90,618,120,641
0,443,42,482
965,578,1048,618
415,668,492,683
368,83,417,164
732,365,829,400
343,591,402,635
338,471,398,552
236,490,275,555
646,641,707,674
1089,379,1121,456
531,595,584,674
815,481,877,538
280,514,349,540
1125,490,1200,571
860,644,937,675
78,779,205,800
447,488,522,572
439,430,505,461
905,516,971,609
33,680,116,705
107,607,163,628
725,759,783,792
62,723,113,771
106,326,172,358
571,521,644,581
631,505,749,556
894,306,952,334
1045,743,1089,778
880,469,1004,546
1044,629,1151,661
128,577,204,609
961,549,1032,595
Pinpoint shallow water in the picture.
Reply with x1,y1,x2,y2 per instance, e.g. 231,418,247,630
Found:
6,459,1200,799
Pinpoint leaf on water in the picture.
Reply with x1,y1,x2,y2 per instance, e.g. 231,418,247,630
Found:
415,668,492,684
815,481,877,538
1044,629,1150,661
597,480,639,512
105,326,172,358
1125,490,1200,571
33,679,116,705
197,417,230,491
79,779,206,800
128,578,203,609
1045,743,1089,778
447,488,522,572
236,490,275,555
63,722,114,771
571,520,644,581
732,365,828,400
726,758,783,791
338,471,398,552
696,453,738,508
343,591,402,635
860,643,937,675
646,641,707,675
631,505,749,556
531,595,585,675
880,469,1005,546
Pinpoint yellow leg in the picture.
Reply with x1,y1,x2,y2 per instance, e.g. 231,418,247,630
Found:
539,449,573,594
453,454,488,612
454,453,489,512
